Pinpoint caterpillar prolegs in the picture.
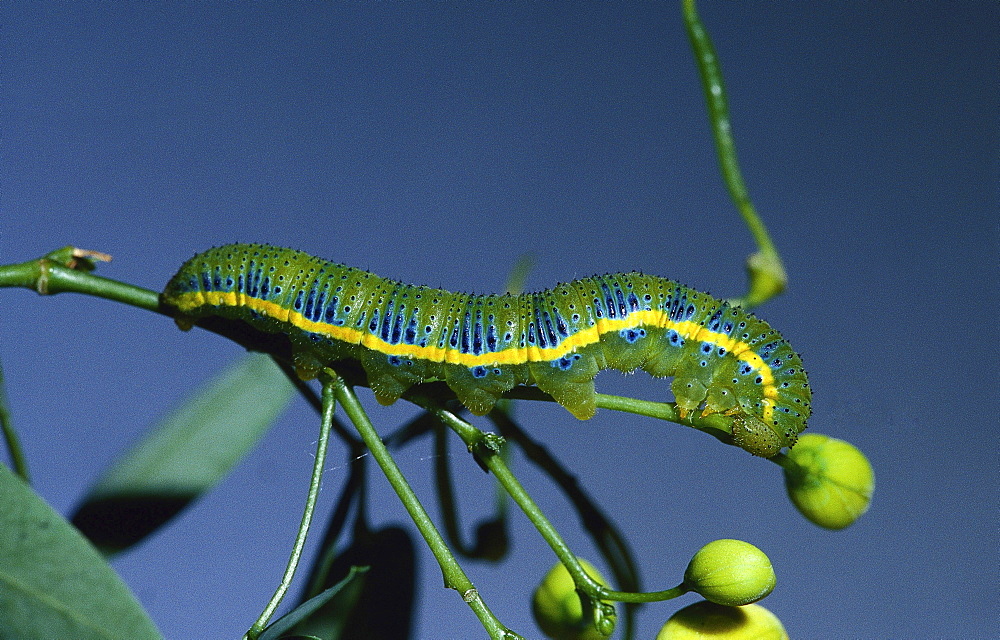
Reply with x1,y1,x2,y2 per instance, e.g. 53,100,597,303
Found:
162,244,811,456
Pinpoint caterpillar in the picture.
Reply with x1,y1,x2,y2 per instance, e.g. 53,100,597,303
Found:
162,244,810,456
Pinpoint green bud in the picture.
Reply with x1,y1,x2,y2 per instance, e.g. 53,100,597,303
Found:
683,539,775,606
656,600,788,640
532,559,615,640
744,251,787,305
783,433,874,529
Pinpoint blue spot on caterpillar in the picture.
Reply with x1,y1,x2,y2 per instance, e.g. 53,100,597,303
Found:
162,244,811,456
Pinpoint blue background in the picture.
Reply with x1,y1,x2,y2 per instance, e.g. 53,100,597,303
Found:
3,3,996,638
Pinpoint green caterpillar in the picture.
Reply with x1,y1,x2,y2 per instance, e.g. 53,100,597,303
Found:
162,244,810,456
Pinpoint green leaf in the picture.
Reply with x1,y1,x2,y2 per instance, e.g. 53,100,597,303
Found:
292,526,416,640
0,463,162,640
258,566,368,640
72,352,295,553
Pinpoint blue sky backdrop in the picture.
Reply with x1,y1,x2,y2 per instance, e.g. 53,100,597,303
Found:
3,2,996,638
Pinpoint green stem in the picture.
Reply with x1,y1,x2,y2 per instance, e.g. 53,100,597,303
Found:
0,358,29,481
327,371,522,640
490,411,639,638
300,452,366,600
602,584,689,604
683,0,787,307
767,451,796,472
502,386,738,447
0,255,161,312
428,404,689,607
244,381,335,639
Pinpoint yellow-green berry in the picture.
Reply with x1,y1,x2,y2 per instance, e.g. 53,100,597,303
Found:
532,559,614,640
656,600,788,639
683,539,775,606
783,433,875,529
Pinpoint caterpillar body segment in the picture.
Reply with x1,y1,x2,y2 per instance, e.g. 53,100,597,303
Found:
162,244,811,455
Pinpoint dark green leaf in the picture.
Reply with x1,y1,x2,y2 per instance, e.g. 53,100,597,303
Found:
0,464,162,640
258,566,368,640
293,526,416,640
72,352,294,553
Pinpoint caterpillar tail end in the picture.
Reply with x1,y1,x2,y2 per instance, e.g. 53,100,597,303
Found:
730,413,783,458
